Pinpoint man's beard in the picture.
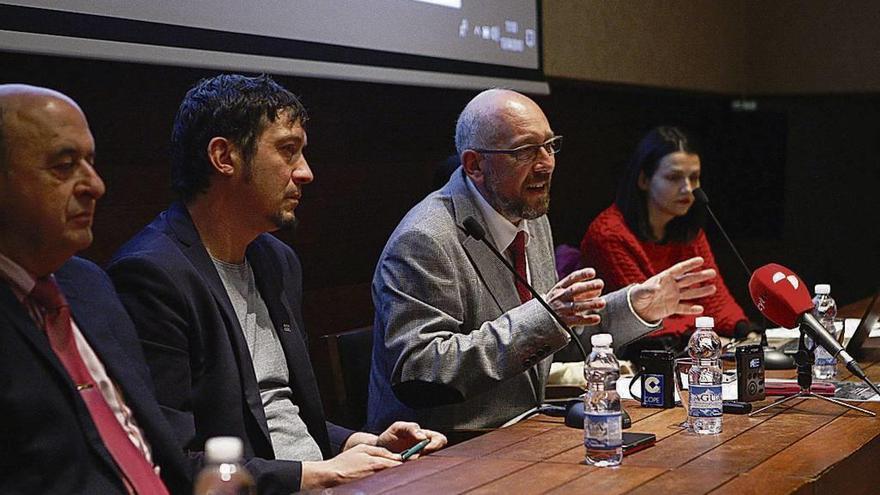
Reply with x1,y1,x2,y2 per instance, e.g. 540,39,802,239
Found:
242,160,301,232
484,169,551,221
272,211,299,232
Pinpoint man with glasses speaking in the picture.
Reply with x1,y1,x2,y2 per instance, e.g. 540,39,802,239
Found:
367,89,718,432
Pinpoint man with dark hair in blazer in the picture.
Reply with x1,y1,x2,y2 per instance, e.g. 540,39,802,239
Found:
368,89,718,432
0,84,193,494
108,74,445,494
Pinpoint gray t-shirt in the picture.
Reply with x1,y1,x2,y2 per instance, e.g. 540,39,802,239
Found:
212,257,323,462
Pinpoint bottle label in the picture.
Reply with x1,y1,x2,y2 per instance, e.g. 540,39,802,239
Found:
642,374,666,407
814,347,836,366
688,385,722,417
584,412,622,449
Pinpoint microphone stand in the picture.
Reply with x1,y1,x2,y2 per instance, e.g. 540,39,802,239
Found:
759,322,795,370
750,327,875,417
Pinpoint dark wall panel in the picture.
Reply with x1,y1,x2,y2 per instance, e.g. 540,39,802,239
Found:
2,52,877,417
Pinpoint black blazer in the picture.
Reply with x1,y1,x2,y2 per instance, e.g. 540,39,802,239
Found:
108,202,353,494
0,257,193,495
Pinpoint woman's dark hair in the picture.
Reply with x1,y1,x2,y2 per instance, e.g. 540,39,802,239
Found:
615,126,705,243
170,74,307,202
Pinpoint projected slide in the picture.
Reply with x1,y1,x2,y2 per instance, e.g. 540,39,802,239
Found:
2,0,539,69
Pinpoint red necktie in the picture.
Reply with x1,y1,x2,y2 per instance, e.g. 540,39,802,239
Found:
30,277,169,495
508,231,533,304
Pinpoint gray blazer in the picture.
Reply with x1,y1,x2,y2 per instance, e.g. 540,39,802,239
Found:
366,168,650,431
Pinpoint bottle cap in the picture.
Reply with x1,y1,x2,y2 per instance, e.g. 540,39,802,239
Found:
590,333,612,347
205,436,243,464
695,316,715,328
814,284,831,295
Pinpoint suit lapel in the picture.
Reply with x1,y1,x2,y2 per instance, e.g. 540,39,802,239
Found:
166,204,272,446
525,218,558,402
447,170,547,404
526,220,557,295
0,281,122,478
449,170,522,314
0,284,70,384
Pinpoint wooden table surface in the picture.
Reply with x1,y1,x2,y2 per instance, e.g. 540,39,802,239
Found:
335,298,880,495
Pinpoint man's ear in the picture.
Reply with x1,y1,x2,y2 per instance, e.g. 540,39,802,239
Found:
637,170,648,191
206,137,238,176
461,150,484,185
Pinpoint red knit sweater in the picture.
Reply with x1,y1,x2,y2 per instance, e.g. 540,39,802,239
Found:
580,204,747,338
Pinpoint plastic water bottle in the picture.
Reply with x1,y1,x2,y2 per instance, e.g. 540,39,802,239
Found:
584,333,622,466
810,284,839,380
194,437,256,495
687,317,723,434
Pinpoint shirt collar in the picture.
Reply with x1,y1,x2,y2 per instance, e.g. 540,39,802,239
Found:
0,251,37,302
465,175,530,252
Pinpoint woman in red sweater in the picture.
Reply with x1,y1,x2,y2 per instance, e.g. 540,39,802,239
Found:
581,126,750,351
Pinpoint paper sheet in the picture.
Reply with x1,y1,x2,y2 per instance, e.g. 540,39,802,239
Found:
764,318,880,342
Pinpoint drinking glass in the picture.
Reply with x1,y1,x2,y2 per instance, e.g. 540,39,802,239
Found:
673,357,694,429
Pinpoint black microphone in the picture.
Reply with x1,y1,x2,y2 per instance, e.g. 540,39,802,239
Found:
693,188,751,280
461,217,587,361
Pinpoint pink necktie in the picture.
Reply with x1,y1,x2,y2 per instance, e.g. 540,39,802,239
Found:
30,276,169,495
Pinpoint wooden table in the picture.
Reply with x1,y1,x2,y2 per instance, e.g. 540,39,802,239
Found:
336,299,880,495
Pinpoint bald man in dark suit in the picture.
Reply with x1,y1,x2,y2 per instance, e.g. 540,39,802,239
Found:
0,84,193,494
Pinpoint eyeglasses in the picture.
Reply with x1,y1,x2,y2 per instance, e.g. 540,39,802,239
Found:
472,135,563,165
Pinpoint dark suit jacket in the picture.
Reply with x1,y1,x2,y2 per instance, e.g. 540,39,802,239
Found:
0,257,193,495
108,202,352,494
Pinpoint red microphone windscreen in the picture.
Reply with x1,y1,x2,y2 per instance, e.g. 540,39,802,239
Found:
749,263,814,328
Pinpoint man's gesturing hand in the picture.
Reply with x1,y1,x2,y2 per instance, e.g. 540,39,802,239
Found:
545,267,607,327
630,257,717,323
